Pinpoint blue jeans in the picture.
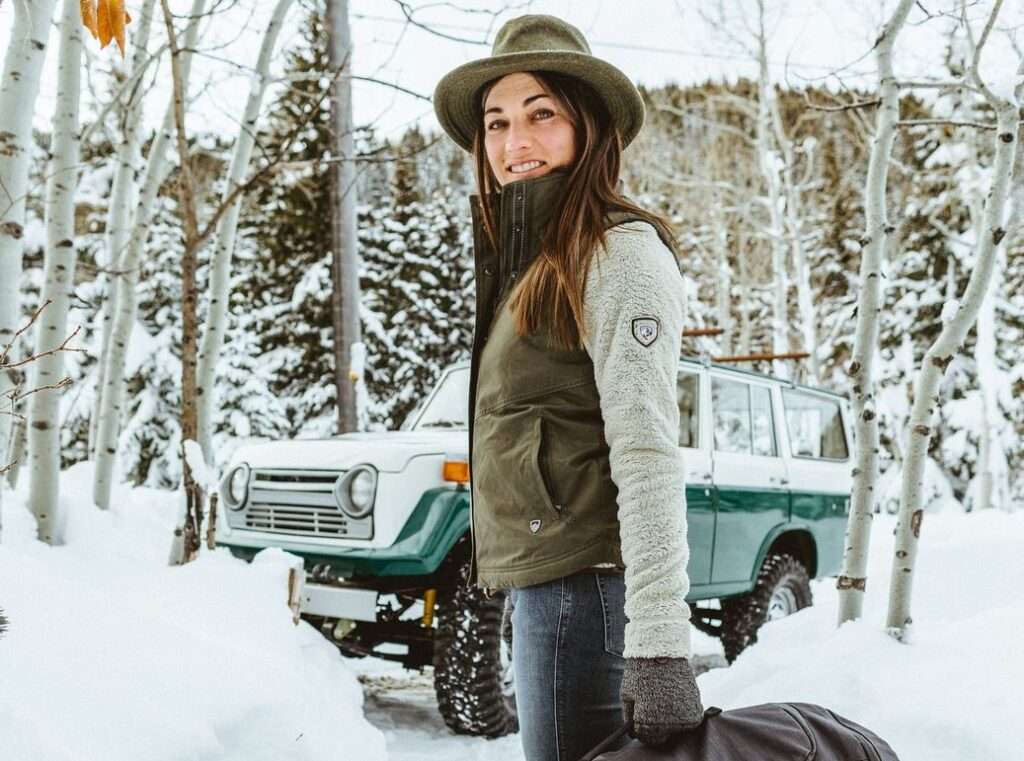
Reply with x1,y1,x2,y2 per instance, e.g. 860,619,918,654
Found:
510,572,629,761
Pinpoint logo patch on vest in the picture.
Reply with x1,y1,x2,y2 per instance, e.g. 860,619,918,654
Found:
529,519,542,533
631,317,660,347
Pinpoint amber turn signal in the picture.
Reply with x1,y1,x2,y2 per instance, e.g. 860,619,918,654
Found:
443,460,470,484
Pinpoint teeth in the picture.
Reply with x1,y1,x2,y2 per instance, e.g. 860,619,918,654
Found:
509,160,543,173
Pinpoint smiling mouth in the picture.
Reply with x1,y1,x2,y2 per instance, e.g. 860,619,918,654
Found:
507,160,546,174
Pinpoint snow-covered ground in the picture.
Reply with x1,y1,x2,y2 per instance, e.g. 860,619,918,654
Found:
2,466,1022,760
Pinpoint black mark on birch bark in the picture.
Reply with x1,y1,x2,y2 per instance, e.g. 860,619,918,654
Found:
911,509,923,538
837,576,867,591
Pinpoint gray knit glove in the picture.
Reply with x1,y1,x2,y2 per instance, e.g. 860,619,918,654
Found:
621,657,704,746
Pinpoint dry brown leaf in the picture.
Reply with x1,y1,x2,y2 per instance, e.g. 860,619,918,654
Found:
96,0,112,49
107,0,127,57
80,0,99,39
82,0,132,57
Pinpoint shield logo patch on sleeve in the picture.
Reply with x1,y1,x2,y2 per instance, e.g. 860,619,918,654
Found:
631,317,660,347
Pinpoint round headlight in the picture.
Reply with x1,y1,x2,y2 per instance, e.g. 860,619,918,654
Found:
333,466,376,519
223,463,251,510
350,470,375,510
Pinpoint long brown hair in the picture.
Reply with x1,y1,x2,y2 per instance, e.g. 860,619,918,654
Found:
472,70,677,349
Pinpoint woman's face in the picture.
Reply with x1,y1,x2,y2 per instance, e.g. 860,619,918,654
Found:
482,72,577,187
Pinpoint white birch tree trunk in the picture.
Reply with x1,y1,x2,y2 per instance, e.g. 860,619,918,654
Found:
973,261,1006,511
92,0,205,510
758,87,788,377
0,0,57,531
4,417,26,488
752,1,789,378
737,226,753,356
26,0,84,545
714,219,733,355
970,137,1016,513
836,0,915,626
776,132,819,382
89,6,162,461
195,0,294,461
90,0,156,506
886,43,1021,638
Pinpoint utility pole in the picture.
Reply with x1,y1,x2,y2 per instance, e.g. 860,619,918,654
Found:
325,0,361,433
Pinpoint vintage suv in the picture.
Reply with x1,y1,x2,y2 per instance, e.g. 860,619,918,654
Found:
216,357,852,737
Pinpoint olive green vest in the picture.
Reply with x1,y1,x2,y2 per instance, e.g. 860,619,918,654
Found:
467,172,670,589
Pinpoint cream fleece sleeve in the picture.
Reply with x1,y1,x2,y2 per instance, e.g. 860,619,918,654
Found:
582,221,692,659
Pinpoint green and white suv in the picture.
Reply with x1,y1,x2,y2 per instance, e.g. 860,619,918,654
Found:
217,358,852,737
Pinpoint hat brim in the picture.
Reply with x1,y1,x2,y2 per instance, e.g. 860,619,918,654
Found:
433,50,645,153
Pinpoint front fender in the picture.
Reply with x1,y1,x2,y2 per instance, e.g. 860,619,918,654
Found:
219,487,470,578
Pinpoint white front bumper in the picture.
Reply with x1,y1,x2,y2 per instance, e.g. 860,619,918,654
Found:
300,582,379,622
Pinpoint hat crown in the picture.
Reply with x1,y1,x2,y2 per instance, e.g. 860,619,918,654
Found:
491,15,592,58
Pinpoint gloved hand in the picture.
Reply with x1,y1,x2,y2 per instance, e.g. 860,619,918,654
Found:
621,656,704,746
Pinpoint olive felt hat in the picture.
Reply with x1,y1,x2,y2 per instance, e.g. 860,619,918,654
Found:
433,14,646,152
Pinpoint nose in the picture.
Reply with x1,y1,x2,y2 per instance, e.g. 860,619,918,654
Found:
505,122,531,154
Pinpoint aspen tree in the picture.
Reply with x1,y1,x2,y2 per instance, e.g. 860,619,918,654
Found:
160,0,206,563
836,0,916,625
195,0,295,461
26,0,84,544
969,133,1021,512
0,0,58,525
90,0,156,507
92,0,205,510
751,0,790,378
886,0,1022,638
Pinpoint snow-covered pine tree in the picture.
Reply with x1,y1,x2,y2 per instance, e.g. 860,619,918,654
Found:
237,9,341,435
240,8,473,435
357,127,474,429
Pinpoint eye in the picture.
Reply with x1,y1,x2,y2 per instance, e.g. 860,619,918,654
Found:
486,118,507,131
532,108,554,120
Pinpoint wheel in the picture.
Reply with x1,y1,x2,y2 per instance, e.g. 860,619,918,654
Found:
432,559,517,737
719,553,812,663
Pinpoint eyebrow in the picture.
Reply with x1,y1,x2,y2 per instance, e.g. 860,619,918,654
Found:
483,93,551,116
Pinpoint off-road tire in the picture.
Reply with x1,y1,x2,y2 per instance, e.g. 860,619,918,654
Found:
432,563,517,737
720,553,812,663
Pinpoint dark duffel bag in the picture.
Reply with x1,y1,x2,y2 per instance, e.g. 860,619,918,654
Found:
581,704,901,761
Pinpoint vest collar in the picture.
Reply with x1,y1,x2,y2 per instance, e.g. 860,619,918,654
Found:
470,170,570,291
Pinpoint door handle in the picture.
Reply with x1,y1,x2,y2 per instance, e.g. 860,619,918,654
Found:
769,476,789,486
687,472,712,483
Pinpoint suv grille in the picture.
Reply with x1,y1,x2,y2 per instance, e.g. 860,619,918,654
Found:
237,468,373,539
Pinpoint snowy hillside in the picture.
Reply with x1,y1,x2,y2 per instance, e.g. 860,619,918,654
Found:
2,467,1021,761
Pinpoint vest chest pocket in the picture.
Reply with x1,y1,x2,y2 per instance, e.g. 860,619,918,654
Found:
530,416,563,517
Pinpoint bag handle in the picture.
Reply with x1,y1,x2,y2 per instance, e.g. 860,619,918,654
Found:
577,722,632,761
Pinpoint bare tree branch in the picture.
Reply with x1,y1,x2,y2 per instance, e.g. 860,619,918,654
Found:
805,96,881,112
896,117,1004,130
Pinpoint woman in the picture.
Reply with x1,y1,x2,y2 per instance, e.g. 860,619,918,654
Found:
434,15,704,760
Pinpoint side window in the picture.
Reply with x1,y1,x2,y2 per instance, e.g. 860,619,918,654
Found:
712,378,778,457
677,372,700,448
782,390,849,460
712,378,752,454
751,386,777,457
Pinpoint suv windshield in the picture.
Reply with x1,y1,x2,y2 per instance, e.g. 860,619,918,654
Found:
407,367,470,431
